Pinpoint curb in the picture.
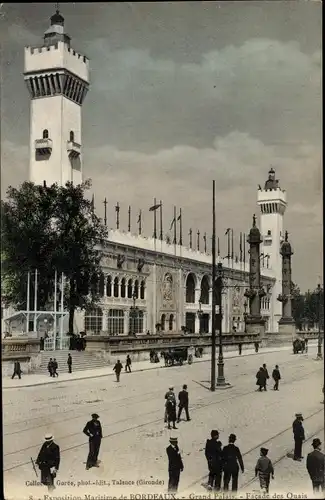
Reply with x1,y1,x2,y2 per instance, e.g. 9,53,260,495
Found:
3,346,293,389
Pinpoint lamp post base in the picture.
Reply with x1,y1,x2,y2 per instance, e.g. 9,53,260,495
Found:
214,355,232,389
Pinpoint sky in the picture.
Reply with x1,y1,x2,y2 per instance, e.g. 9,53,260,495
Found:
0,2,322,291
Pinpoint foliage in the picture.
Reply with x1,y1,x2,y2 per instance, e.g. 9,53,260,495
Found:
291,281,324,330
1,180,108,332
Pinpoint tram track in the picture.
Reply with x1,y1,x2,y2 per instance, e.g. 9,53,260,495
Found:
3,351,314,430
4,364,322,472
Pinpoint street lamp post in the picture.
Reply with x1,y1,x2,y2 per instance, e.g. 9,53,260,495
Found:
316,284,323,360
243,301,248,333
215,262,227,386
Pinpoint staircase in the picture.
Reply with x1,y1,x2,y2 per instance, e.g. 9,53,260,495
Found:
35,350,109,374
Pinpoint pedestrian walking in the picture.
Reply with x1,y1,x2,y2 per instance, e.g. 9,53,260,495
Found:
35,434,60,492
125,355,132,373
205,430,223,491
306,438,325,493
304,338,308,353
254,342,259,353
292,413,305,461
52,358,59,377
262,364,269,390
238,343,242,355
67,353,72,374
11,360,22,379
256,367,267,391
113,360,123,382
222,434,244,492
166,436,183,493
272,364,281,390
48,358,54,377
166,395,177,429
83,413,102,470
164,387,176,423
177,384,191,422
255,447,274,494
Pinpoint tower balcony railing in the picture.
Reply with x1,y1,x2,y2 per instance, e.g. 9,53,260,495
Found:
67,140,81,158
35,138,53,155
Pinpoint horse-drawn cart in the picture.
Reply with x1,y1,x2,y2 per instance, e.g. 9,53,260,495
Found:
162,347,189,366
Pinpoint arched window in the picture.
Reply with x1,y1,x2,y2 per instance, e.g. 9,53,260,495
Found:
127,279,133,298
69,130,74,142
84,307,103,334
43,129,49,139
113,277,119,298
140,280,145,300
200,275,210,304
121,278,126,298
134,280,139,299
161,314,166,331
106,276,112,297
186,273,196,303
169,314,174,331
98,273,105,297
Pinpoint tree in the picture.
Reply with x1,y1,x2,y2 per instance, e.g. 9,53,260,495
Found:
1,180,108,333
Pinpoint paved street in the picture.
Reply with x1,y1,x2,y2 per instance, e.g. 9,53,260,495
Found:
3,344,323,500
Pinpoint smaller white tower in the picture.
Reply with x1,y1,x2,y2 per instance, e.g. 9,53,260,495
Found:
24,9,89,186
257,168,287,332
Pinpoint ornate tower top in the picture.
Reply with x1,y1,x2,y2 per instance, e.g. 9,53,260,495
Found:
248,214,262,243
264,167,280,191
280,230,293,256
43,7,71,47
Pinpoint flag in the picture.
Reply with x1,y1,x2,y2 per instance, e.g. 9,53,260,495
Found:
170,217,176,230
177,213,181,221
225,228,231,235
137,212,141,223
149,203,161,211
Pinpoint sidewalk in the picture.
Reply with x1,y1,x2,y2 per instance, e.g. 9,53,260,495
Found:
2,343,307,389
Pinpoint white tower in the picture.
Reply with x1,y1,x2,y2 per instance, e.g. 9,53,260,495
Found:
257,168,287,332
24,9,89,186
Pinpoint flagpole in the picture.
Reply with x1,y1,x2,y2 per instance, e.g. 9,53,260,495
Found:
227,230,230,267
128,206,131,232
189,228,192,249
153,198,157,239
103,198,107,226
197,230,200,251
211,180,216,391
243,232,246,282
159,201,163,241
179,208,182,246
217,236,220,257
33,269,38,333
138,210,142,235
231,229,234,274
173,206,177,254
115,202,120,230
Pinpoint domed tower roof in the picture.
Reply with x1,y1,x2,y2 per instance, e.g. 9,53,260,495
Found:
264,167,280,190
248,214,262,243
280,231,293,256
44,8,71,47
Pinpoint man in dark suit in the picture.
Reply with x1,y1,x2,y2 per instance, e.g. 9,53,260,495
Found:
166,436,184,492
35,434,60,491
222,433,244,492
12,360,22,379
83,413,103,470
272,365,281,391
262,364,269,391
292,413,305,461
67,353,72,373
205,429,223,491
177,384,191,422
306,438,325,493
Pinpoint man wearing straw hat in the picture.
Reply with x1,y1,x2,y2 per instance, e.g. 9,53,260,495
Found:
166,436,184,492
35,434,60,491
292,413,305,461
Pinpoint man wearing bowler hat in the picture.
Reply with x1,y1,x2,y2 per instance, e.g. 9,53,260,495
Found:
306,438,325,493
166,436,184,492
83,413,103,470
292,413,305,461
35,434,60,491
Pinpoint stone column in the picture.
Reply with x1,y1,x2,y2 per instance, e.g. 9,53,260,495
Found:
195,287,201,304
195,314,200,334
278,232,296,336
124,310,130,335
102,310,108,333
244,214,266,336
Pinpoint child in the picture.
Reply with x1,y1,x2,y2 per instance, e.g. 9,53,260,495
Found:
255,447,274,493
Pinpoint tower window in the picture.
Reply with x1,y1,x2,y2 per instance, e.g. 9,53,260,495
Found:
69,131,75,142
267,230,271,236
42,129,49,139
